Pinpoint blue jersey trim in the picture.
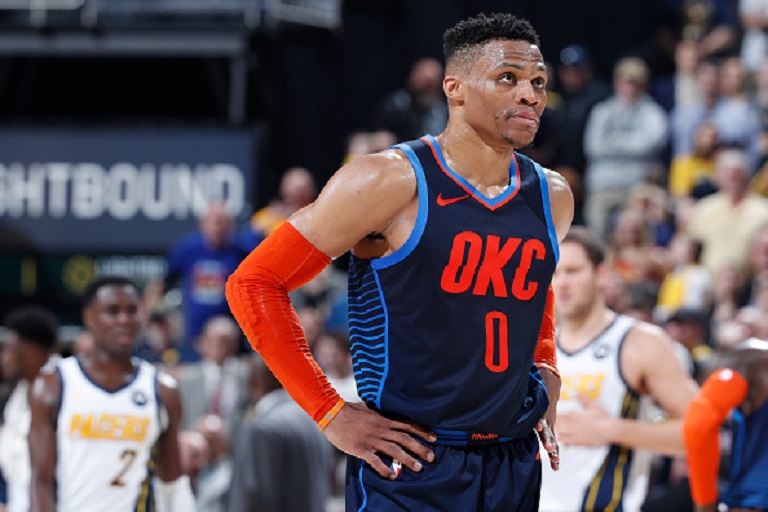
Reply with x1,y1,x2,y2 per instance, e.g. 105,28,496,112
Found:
76,355,141,394
372,269,390,409
533,162,559,263
423,134,518,208
371,143,428,270
357,461,369,512
55,365,64,422
730,410,746,478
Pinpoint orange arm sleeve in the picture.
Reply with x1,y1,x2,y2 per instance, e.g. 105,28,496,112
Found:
683,368,749,506
225,221,343,424
534,284,558,378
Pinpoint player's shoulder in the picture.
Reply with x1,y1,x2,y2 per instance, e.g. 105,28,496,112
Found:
625,320,674,349
339,148,416,184
322,148,417,205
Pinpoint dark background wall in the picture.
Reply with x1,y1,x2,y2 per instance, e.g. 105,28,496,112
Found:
0,0,683,206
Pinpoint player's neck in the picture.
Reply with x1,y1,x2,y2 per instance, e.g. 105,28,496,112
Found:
559,305,616,352
436,127,514,191
81,350,136,385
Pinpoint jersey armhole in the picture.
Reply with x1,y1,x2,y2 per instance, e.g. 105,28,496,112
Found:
533,162,560,263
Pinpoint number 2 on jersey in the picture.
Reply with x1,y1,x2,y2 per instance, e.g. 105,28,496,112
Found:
110,449,138,487
485,311,509,372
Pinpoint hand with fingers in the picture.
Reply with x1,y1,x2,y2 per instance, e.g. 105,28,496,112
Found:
322,402,437,479
536,366,561,470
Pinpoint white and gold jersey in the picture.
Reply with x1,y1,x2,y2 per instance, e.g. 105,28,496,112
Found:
540,314,653,512
56,356,163,512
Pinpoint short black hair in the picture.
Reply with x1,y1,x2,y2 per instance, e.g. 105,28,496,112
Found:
81,275,139,309
443,12,540,64
3,305,59,351
563,226,605,267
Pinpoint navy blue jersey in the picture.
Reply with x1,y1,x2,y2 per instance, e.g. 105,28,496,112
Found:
348,135,559,438
723,400,768,508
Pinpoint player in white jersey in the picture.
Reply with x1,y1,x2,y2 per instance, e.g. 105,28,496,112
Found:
539,227,698,512
29,276,196,512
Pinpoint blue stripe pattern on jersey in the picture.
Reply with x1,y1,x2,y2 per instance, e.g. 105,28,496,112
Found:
348,257,388,407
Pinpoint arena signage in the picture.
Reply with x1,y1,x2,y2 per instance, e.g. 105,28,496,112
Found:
0,128,255,252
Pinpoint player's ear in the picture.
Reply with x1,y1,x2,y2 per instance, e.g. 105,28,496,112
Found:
443,75,464,104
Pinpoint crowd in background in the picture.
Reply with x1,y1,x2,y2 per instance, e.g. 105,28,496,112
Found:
1,1,768,511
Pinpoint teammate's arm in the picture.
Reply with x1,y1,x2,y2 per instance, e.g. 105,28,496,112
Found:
153,372,195,512
28,370,61,512
226,151,436,480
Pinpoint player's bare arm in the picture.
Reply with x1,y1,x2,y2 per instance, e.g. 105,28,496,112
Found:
152,372,196,512
558,323,698,455
29,370,61,512
273,150,437,480
291,149,419,259
154,373,184,482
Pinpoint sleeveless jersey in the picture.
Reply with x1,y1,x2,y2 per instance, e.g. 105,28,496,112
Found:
348,135,559,438
722,400,768,508
56,357,163,512
540,315,653,512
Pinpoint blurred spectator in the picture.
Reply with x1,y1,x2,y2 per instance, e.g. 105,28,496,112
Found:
710,264,746,325
134,308,183,367
669,121,719,198
605,206,667,284
735,224,768,306
652,39,703,112
193,414,232,512
711,56,762,166
342,130,397,166
680,0,738,59
663,308,713,382
313,332,358,403
623,280,661,323
175,315,250,433
687,147,768,274
228,354,333,512
291,265,348,335
146,201,248,363
178,430,209,494
671,59,720,158
584,56,669,238
656,234,713,320
0,306,60,512
625,182,677,247
551,44,611,225
372,57,448,141
244,167,317,243
739,0,768,73
295,306,325,353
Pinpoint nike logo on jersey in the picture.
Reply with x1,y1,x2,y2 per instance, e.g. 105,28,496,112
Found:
436,193,470,206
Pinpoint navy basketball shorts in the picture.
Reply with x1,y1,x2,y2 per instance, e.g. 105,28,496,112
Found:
345,430,541,512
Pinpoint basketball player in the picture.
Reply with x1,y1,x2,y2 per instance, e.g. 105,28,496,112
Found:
226,12,573,510
539,227,699,512
684,338,768,512
29,276,195,512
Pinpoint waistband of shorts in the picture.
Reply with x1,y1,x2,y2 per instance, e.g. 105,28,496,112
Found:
430,427,517,446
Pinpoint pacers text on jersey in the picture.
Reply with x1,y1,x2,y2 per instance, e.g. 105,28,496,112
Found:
68,413,151,442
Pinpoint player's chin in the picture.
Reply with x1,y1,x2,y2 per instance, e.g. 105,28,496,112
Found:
503,132,536,149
